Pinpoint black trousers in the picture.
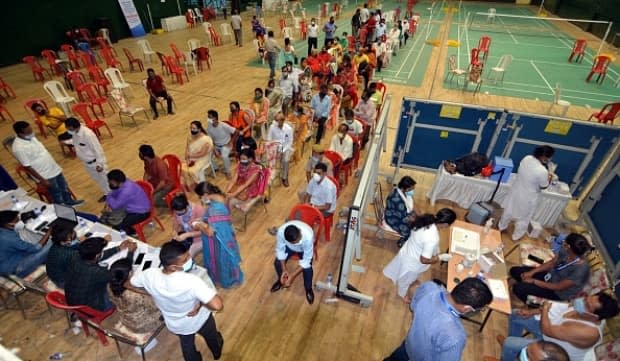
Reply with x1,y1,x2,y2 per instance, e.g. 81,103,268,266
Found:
308,37,318,56
149,90,173,116
177,314,223,361
314,116,327,144
119,212,150,235
510,266,561,303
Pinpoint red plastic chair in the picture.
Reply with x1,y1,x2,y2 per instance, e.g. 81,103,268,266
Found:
66,71,88,100
96,36,117,56
122,48,144,72
586,55,611,84
359,27,368,47
288,204,324,259
478,36,491,61
100,47,124,71
568,39,586,63
134,180,166,243
72,102,113,139
323,175,340,242
78,50,98,68
23,99,49,138
170,43,187,65
156,52,170,75
186,10,195,28
0,76,17,99
340,134,361,185
17,166,77,201
22,56,50,82
162,154,183,210
0,104,14,121
79,28,98,47
41,49,63,75
470,47,481,66
300,19,308,40
194,47,212,71
78,82,114,116
60,44,81,69
164,55,189,85
86,66,110,94
279,17,286,36
588,102,620,124
323,150,343,182
45,291,115,346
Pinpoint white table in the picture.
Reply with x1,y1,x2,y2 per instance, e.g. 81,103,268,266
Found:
427,166,572,227
161,15,188,32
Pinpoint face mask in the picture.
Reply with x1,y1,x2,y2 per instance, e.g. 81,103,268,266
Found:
67,130,75,135
109,184,119,190
175,208,188,216
181,258,194,272
339,132,346,139
406,190,414,197
70,238,80,247
573,297,587,314
346,119,353,124
311,22,315,25
255,94,262,100
13,221,25,232
311,155,320,162
23,134,34,140
312,173,322,182
519,347,529,361
201,198,211,206
240,159,250,165
190,130,199,135
283,74,288,79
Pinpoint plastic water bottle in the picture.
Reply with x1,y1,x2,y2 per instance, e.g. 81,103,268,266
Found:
119,230,127,241
11,195,18,206
326,273,333,290
78,218,86,229
324,273,338,303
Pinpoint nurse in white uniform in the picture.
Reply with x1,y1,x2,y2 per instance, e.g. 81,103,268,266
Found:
499,145,554,241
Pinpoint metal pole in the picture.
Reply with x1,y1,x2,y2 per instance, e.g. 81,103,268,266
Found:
177,0,182,15
538,0,545,15
596,21,613,56
147,3,155,31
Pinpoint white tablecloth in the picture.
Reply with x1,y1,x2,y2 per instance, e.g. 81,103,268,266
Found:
161,15,188,32
427,166,572,227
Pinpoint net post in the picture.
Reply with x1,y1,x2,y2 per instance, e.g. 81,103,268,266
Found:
596,21,613,56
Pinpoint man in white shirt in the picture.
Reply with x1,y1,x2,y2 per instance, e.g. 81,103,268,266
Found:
343,108,364,136
307,18,319,56
206,110,237,178
354,90,377,125
375,19,387,40
131,241,224,361
278,66,295,114
360,4,370,24
11,121,83,206
329,123,354,163
267,112,294,187
303,162,337,217
270,220,315,304
64,118,109,202
230,10,243,46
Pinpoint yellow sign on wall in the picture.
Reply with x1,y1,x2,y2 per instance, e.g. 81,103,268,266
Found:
440,131,449,138
439,105,462,119
544,119,572,135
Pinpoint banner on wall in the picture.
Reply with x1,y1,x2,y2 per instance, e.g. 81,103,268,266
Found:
117,0,147,37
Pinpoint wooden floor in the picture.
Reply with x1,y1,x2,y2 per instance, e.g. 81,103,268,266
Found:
0,2,615,360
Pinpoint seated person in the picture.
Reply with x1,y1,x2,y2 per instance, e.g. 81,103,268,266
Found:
384,176,420,245
304,145,334,182
238,133,258,157
0,210,51,277
482,340,569,361
269,220,316,304
171,194,205,257
65,236,136,311
108,258,162,336
139,144,175,208
302,162,337,217
249,87,270,140
30,102,72,143
510,233,591,303
228,101,253,153
267,113,294,187
145,68,174,119
329,123,354,164
367,82,383,109
182,121,213,191
343,108,364,136
46,223,82,288
103,169,151,236
225,149,264,211
354,90,377,126
498,292,619,361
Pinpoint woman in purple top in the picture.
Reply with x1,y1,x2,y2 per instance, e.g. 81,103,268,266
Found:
104,169,151,236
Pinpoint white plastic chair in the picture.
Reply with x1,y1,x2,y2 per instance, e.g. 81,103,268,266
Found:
487,8,496,23
109,88,149,127
547,83,571,116
445,55,467,86
202,22,215,46
193,8,204,23
184,51,198,75
220,23,234,44
488,54,513,85
104,67,133,97
187,38,201,52
98,28,113,48
136,39,156,63
43,81,77,116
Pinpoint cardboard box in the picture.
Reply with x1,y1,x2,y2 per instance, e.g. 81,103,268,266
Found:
489,156,513,183
528,221,543,239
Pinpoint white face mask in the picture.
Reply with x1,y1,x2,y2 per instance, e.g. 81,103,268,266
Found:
181,258,194,272
312,173,322,182
67,130,76,135
23,134,34,140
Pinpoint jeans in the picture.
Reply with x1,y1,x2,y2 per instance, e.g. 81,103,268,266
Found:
177,314,223,361
501,309,543,361
267,52,277,78
15,242,52,277
233,29,242,45
149,90,174,116
510,266,560,303
48,173,74,205
274,246,313,291
383,341,409,361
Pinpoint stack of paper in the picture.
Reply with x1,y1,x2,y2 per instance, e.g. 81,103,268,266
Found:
487,279,509,300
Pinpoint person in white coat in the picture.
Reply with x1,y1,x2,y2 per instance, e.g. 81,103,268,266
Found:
383,208,456,302
498,145,554,241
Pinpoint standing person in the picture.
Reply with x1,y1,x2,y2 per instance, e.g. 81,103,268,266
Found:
267,112,294,187
65,117,109,203
264,30,281,79
30,102,71,143
383,278,493,361
351,9,361,38
171,193,205,257
0,210,52,277
103,169,151,236
278,66,295,114
360,4,370,25
383,176,419,246
145,68,174,119
11,121,84,206
307,18,319,56
194,182,244,288
282,38,296,65
181,121,214,191
269,220,315,304
323,16,338,48
139,144,174,208
130,241,224,361
383,208,456,302
498,145,555,241
310,84,332,144
206,110,236,179
231,10,243,46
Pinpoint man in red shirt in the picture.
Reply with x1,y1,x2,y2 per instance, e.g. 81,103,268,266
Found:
139,144,175,208
145,68,174,119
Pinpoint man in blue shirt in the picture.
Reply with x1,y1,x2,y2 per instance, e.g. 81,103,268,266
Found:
323,16,338,48
384,278,493,361
0,210,52,277
310,84,332,145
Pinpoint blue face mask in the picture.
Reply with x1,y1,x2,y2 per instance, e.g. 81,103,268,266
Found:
70,238,80,247
182,258,194,272
405,190,414,197
573,297,587,314
519,347,529,361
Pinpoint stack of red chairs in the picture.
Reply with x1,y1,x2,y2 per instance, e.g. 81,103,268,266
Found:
23,56,50,82
100,47,124,71
60,44,82,69
478,36,491,62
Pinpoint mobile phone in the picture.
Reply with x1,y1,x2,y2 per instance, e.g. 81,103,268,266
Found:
527,254,545,265
134,253,145,265
84,232,93,238
35,221,49,231
142,261,152,270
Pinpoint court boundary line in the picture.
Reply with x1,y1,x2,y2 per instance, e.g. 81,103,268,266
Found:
530,60,554,91
495,15,519,44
